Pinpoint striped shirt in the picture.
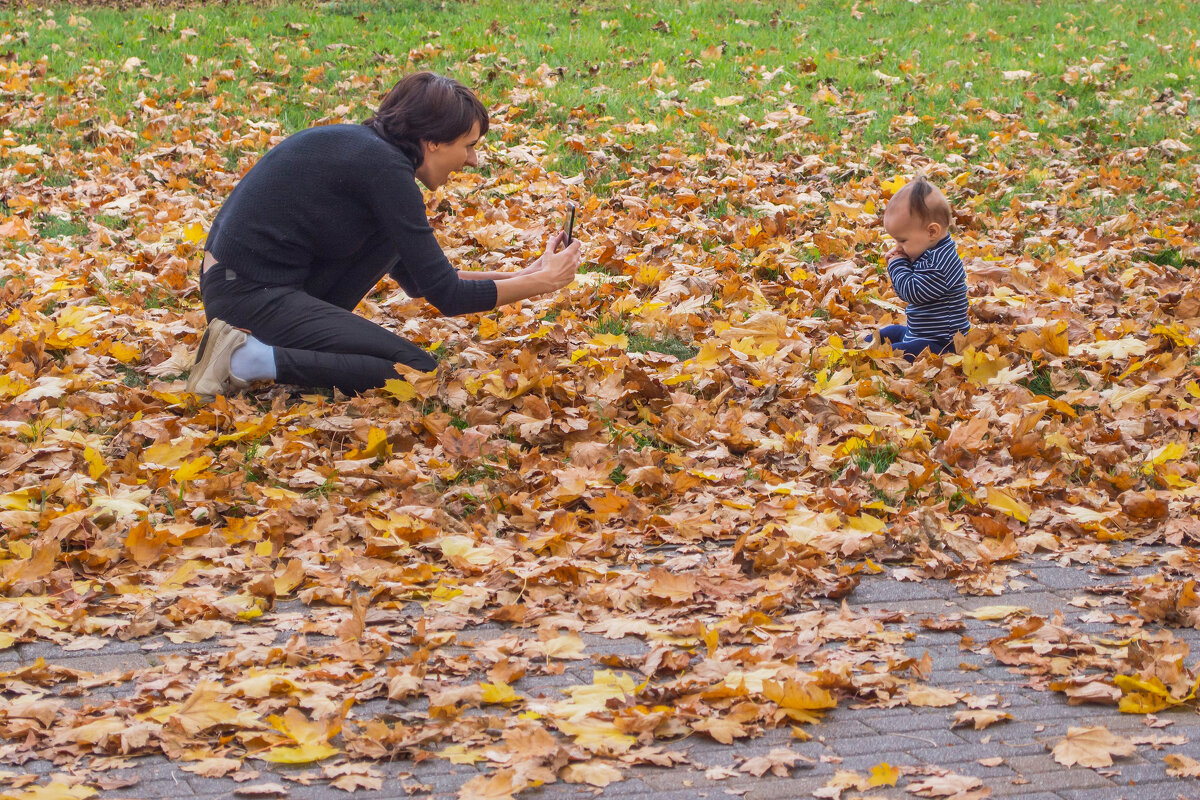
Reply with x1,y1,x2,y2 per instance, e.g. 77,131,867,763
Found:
886,235,970,341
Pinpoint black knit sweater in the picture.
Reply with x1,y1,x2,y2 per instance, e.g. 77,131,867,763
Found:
205,124,497,316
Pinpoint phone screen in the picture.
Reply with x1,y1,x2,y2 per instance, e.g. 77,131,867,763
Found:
565,203,576,246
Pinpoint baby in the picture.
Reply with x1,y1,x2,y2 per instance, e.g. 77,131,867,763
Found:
877,176,969,358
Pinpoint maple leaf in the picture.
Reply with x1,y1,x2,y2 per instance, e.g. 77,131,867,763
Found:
739,747,811,777
1052,726,1136,768
906,685,960,708
952,709,1013,730
762,678,837,723
868,762,899,787
1165,754,1200,778
480,680,521,705
0,783,98,800
457,769,521,800
645,567,698,603
169,682,257,736
261,709,340,764
691,716,748,744
560,762,622,786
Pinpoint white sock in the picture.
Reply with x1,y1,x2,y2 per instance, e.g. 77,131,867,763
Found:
229,335,277,382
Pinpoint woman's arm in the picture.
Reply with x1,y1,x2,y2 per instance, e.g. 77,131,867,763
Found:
458,269,530,281
458,252,548,282
493,233,582,306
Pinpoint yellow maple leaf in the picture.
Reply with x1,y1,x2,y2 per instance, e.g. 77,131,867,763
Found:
1143,443,1187,472
173,455,213,484
960,346,1004,385
83,446,107,480
881,175,908,196
1151,323,1198,347
0,487,42,511
480,680,520,705
1117,691,1171,714
182,222,207,243
690,340,727,369
986,487,1031,522
383,378,418,401
588,333,628,349
440,744,485,765
108,340,140,363
478,316,500,339
1,781,98,800
868,762,899,787
142,439,201,468
262,708,340,764
345,427,391,460
763,678,836,723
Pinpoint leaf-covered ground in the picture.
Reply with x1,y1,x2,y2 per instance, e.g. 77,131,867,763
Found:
2,1,1200,798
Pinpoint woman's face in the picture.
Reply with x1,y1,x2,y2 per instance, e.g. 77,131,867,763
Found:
416,122,482,190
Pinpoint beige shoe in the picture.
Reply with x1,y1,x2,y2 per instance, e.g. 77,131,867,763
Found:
186,319,251,402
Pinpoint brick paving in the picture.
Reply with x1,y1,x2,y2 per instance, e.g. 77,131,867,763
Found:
6,549,1199,799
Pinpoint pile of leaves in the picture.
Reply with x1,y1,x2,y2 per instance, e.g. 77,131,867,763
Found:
2,2,1200,798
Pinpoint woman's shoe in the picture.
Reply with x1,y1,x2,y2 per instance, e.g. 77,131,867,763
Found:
186,319,251,402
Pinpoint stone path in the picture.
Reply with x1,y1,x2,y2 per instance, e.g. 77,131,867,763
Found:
5,549,1198,800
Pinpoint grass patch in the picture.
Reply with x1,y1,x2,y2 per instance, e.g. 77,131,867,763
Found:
628,332,698,360
116,365,145,387
589,315,628,337
1021,366,1064,399
853,443,899,475
1147,248,1196,270
94,214,129,231
5,0,1195,168
38,215,89,239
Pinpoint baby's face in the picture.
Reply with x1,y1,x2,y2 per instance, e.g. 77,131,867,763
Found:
884,205,941,261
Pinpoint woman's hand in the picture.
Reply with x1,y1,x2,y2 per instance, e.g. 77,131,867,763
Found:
492,232,583,307
534,231,582,291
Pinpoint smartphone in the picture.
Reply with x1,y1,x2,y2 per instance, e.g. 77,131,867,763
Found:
564,202,576,247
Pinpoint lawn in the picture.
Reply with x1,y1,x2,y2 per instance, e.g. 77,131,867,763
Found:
1,0,1199,797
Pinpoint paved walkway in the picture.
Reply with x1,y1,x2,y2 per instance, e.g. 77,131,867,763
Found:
4,548,1198,800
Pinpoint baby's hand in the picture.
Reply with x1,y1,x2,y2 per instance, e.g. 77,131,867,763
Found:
885,245,906,263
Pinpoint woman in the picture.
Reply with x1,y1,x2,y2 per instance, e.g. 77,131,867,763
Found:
187,72,581,400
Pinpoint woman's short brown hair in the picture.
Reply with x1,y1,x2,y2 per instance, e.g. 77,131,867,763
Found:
364,72,489,166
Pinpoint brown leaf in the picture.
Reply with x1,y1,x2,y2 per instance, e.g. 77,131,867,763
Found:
1052,726,1136,768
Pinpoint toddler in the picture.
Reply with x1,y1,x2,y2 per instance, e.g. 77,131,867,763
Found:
877,176,969,359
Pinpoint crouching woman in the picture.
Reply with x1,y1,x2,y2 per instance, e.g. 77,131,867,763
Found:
187,71,581,400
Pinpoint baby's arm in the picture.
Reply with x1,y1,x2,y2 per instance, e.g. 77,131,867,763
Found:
886,248,961,305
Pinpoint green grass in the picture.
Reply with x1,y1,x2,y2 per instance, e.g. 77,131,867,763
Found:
628,332,698,360
589,315,629,337
1148,248,1196,269
4,0,1196,175
853,443,899,474
1021,366,1064,399
38,215,89,239
590,315,699,359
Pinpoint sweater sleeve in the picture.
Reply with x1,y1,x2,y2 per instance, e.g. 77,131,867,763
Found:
886,247,961,305
369,158,497,316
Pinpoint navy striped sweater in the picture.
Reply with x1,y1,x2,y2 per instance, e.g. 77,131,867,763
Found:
886,235,970,341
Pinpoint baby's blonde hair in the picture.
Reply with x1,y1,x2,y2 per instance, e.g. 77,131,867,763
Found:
891,176,951,229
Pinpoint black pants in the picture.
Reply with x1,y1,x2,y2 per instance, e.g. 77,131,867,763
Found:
199,263,436,394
